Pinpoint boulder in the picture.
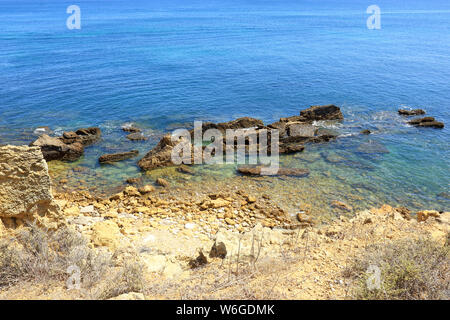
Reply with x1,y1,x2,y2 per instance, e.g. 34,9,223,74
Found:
99,150,139,163
300,105,343,121
0,145,60,228
30,134,84,161
398,109,425,116
31,127,101,161
91,220,121,249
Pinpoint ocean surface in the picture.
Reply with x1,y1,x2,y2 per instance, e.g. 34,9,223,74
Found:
0,0,449,215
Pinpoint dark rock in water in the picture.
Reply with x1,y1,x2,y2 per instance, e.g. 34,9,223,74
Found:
279,115,306,123
99,150,139,163
237,165,309,177
31,134,84,161
437,192,450,199
398,109,425,116
126,132,148,141
189,250,208,269
300,105,344,121
360,129,371,135
418,121,444,129
30,127,101,162
209,241,227,259
71,127,101,145
357,140,389,154
190,117,264,135
408,117,444,128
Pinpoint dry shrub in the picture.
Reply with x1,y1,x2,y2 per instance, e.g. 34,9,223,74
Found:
0,223,111,290
344,237,449,300
93,258,145,300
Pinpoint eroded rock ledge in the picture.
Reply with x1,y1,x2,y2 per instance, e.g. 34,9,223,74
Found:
0,145,61,231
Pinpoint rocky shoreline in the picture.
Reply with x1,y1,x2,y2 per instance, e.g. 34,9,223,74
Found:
0,142,448,300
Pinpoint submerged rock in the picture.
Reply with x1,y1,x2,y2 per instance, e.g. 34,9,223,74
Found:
126,132,148,141
237,165,310,177
357,140,389,154
99,150,139,163
398,109,425,116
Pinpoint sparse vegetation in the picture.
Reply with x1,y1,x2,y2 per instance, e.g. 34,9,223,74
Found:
0,223,144,299
344,237,450,300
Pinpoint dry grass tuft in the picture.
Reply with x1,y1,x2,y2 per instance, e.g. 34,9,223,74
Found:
343,237,450,300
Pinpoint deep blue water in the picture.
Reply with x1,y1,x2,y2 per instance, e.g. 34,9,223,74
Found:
0,0,449,211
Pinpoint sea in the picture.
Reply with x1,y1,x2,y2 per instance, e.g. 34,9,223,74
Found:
0,0,449,215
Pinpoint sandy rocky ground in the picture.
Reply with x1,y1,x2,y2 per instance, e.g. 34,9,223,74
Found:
1,181,449,299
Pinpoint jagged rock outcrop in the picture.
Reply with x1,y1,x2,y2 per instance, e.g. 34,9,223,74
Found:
31,127,101,161
0,145,61,229
300,104,344,121
138,134,192,171
139,111,340,172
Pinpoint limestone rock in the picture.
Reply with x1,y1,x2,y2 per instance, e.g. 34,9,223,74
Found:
0,145,60,227
138,185,155,194
91,220,121,249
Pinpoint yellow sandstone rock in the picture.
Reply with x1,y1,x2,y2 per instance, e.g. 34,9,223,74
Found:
91,220,121,249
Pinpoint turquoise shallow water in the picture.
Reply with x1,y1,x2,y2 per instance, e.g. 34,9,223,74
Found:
0,0,449,212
